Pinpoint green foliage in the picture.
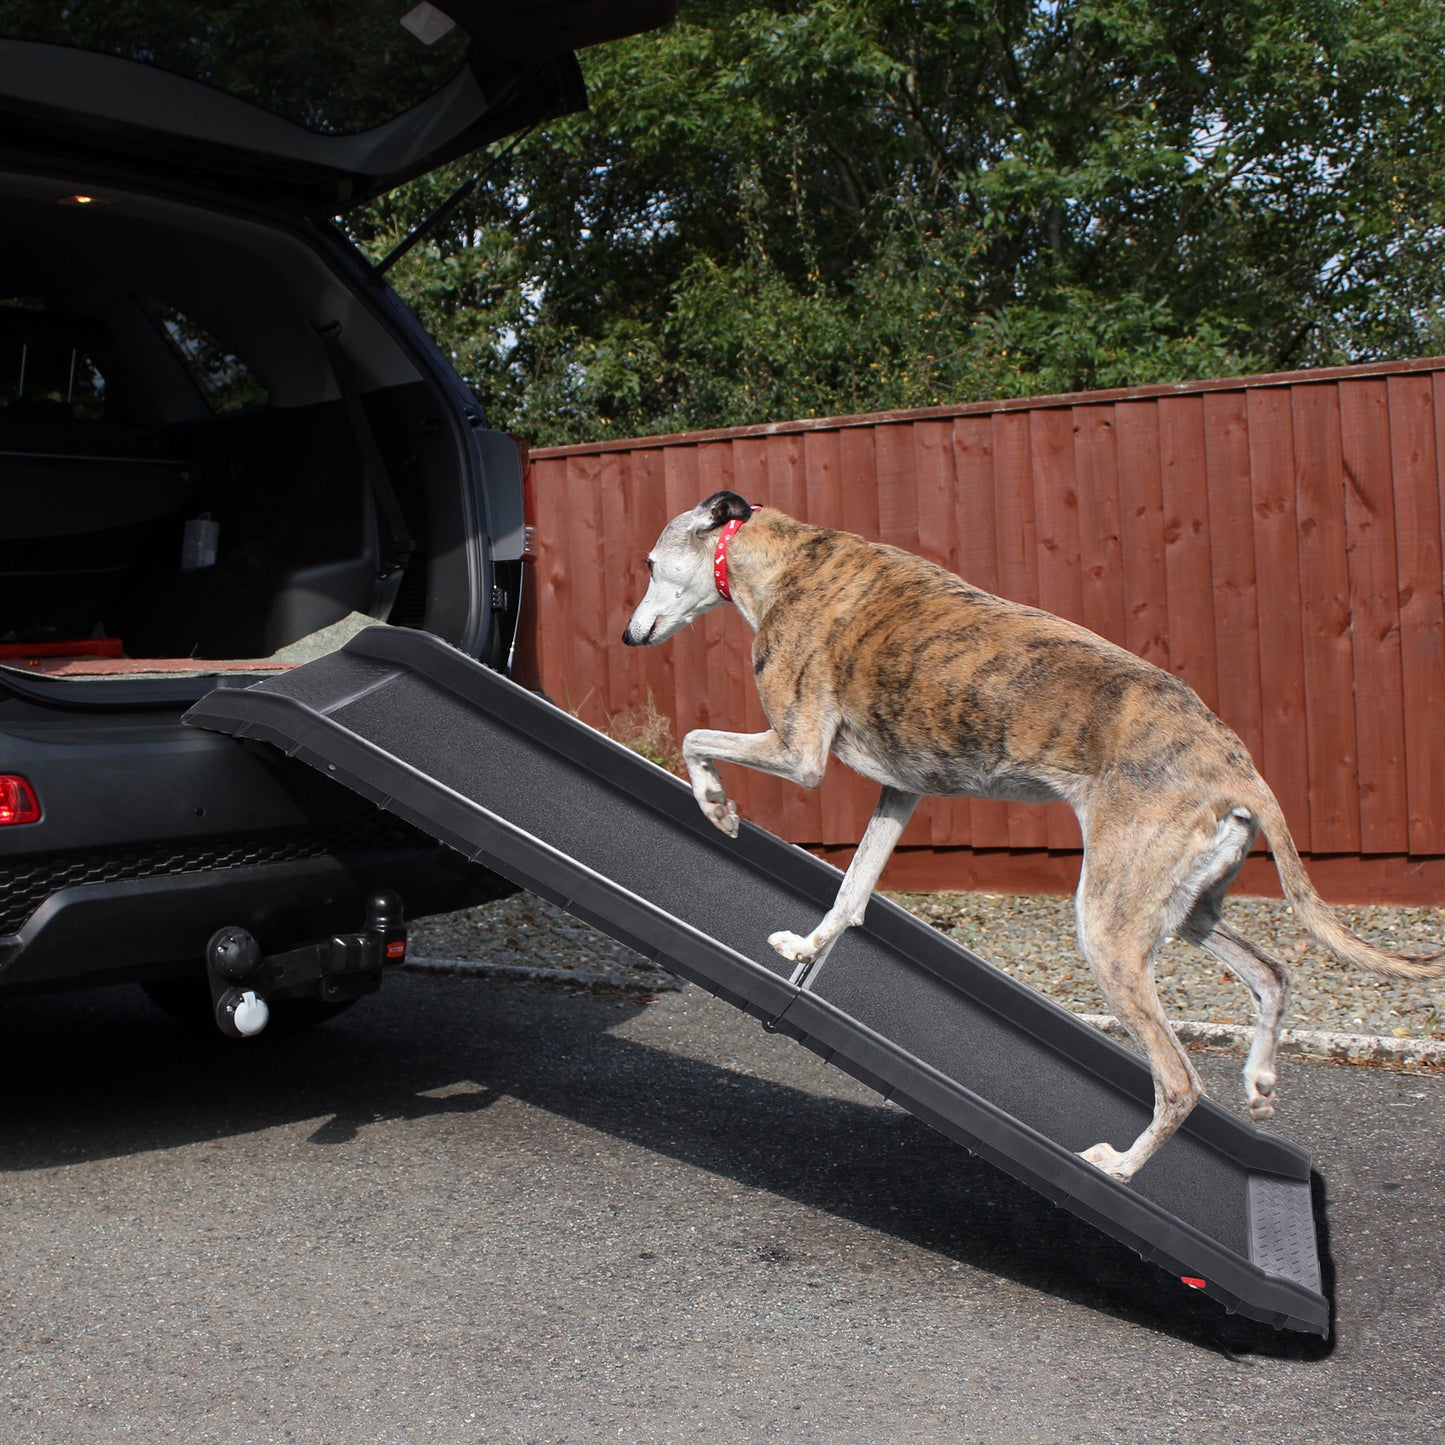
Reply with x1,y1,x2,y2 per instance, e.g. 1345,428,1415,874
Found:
350,0,1445,444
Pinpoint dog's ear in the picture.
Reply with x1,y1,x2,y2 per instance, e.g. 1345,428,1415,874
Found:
689,491,753,534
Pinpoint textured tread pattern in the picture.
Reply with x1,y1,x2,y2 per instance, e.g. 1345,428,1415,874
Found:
1248,1176,1322,1292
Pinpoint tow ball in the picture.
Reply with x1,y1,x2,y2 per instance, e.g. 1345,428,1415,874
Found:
203,890,407,1039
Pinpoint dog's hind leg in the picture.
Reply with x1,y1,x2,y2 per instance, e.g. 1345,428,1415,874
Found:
1074,806,1260,1181
1074,905,1204,1183
769,786,920,976
1179,905,1291,1121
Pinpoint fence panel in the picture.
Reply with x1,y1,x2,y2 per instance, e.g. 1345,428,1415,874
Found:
1293,384,1362,854
1390,375,1445,856
525,358,1445,903
1245,388,1312,853
1339,379,1409,855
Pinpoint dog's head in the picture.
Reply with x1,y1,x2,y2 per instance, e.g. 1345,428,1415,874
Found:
621,491,753,647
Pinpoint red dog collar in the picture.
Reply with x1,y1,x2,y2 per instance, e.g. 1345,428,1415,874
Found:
713,506,760,601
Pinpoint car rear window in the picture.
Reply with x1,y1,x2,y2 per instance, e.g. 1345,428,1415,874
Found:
3,0,471,136
0,299,112,424
138,297,268,414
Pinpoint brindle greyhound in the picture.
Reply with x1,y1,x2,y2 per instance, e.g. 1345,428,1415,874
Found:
622,491,1443,1182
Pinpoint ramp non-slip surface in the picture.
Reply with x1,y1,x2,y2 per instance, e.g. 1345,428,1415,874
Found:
184,626,1328,1335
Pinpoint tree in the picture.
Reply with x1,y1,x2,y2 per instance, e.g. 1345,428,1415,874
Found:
351,0,1445,445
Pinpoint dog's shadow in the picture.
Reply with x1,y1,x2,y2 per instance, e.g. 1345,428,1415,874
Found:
0,971,1334,1359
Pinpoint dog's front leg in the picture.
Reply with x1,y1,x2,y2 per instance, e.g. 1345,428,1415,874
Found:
681,727,829,838
770,786,921,971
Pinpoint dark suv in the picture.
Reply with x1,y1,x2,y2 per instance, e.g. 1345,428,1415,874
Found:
0,1,672,1022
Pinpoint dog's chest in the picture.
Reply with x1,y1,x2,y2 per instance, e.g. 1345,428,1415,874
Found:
829,719,1065,803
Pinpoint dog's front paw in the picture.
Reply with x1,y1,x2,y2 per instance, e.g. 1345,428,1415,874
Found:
769,930,817,964
1079,1142,1136,1182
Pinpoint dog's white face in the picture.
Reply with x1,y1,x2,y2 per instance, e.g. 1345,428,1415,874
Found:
621,502,727,647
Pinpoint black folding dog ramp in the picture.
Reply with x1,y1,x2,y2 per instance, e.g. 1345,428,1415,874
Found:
184,626,1328,1335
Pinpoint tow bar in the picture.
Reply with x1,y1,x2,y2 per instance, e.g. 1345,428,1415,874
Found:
203,890,407,1038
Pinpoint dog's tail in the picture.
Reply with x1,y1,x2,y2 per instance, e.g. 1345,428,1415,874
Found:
1250,782,1445,981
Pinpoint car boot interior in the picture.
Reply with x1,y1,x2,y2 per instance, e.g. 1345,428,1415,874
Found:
0,173,477,678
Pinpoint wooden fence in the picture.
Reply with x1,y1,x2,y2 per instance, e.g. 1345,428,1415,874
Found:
520,357,1445,904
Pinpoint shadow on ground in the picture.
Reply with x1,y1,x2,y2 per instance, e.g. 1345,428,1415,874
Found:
0,970,1335,1361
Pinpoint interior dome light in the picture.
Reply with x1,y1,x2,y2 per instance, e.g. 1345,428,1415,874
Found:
57,193,110,208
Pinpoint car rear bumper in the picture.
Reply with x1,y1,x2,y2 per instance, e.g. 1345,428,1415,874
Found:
0,840,507,991
0,701,512,991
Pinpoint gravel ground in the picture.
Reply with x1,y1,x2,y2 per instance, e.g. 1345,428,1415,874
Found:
409,887,1444,1042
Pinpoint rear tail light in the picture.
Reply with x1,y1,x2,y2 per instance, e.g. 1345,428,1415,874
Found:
0,775,41,825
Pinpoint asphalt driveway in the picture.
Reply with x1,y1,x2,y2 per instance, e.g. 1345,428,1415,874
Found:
1,970,1440,1443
